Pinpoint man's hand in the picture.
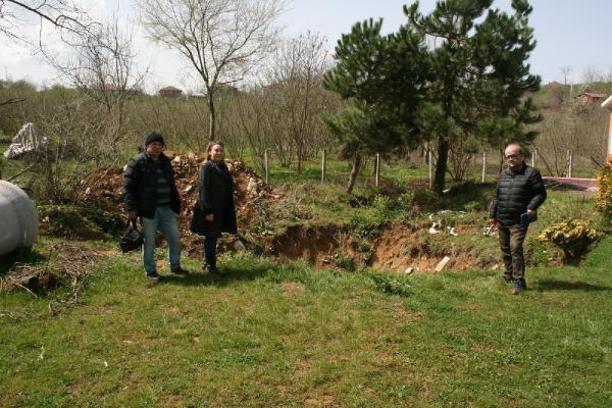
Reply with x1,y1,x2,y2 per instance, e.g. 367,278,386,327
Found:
205,214,214,222
127,210,137,222
526,209,534,217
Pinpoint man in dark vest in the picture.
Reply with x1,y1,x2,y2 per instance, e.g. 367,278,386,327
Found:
490,143,547,294
123,132,187,283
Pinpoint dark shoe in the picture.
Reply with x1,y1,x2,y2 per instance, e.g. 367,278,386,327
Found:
171,266,188,275
512,279,526,295
146,271,160,284
203,263,219,275
501,274,513,284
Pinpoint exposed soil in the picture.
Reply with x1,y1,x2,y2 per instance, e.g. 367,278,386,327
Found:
370,225,483,273
53,152,498,276
267,223,352,268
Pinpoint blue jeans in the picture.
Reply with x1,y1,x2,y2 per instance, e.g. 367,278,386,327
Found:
204,236,218,268
142,205,181,275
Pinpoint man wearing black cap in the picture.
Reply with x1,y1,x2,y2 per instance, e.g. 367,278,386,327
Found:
123,132,187,282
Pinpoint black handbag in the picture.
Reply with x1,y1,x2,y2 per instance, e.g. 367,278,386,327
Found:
118,220,144,252
190,201,206,235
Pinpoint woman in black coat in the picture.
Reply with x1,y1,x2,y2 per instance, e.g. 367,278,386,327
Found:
190,141,237,273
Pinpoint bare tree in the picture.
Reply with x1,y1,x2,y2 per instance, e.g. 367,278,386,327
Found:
41,14,146,158
0,0,92,42
560,66,571,86
137,0,284,141
535,101,607,176
263,31,331,172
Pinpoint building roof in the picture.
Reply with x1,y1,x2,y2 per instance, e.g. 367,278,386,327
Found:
160,86,182,92
577,92,607,98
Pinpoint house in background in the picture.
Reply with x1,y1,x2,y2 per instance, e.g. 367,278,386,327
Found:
159,86,183,98
576,91,608,105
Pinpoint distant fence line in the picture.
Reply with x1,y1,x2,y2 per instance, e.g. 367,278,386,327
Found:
258,147,593,188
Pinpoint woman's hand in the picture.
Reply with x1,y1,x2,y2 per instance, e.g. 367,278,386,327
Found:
205,214,214,222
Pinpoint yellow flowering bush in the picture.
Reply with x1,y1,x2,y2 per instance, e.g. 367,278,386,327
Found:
595,166,612,220
538,219,601,260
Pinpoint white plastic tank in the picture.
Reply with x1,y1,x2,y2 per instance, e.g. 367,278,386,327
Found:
0,180,38,257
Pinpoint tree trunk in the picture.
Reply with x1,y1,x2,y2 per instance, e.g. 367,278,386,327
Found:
346,154,362,194
207,95,216,141
433,138,449,194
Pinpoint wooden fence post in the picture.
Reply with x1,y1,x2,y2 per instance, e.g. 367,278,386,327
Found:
321,150,326,183
428,149,433,189
481,151,487,183
568,149,573,178
375,153,380,188
264,149,269,184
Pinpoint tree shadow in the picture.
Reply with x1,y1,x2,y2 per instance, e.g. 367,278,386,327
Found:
159,262,273,287
535,279,610,292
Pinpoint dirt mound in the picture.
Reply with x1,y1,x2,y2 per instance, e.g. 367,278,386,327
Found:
77,151,274,255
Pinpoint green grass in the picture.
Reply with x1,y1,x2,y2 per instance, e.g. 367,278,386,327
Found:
1,235,610,407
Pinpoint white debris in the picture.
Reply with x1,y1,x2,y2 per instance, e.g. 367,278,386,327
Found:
246,177,258,195
428,221,442,234
232,237,247,251
434,256,451,272
404,267,415,275
448,227,458,236
3,123,49,159
483,225,497,237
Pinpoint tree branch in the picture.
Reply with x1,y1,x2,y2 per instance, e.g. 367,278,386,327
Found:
0,97,26,107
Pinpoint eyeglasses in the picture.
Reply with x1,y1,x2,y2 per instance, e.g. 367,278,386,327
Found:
505,154,521,159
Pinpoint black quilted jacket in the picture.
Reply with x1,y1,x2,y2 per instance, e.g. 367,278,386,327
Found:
123,153,181,218
490,162,547,226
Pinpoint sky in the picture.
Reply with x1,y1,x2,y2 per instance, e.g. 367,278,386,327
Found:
1,0,611,92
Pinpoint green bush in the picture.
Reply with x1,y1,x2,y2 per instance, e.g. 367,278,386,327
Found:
0,156,6,178
538,218,601,261
349,213,382,239
333,251,356,271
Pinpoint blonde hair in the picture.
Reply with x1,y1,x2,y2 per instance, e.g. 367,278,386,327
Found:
206,141,224,160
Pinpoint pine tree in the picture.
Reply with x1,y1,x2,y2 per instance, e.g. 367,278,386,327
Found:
405,0,541,193
323,19,427,193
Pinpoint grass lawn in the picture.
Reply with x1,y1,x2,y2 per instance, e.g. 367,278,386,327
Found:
1,234,610,407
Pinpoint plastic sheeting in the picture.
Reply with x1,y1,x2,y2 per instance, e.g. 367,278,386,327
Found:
0,181,38,257
3,122,48,159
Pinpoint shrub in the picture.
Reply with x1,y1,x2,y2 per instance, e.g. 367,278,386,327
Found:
333,251,355,271
538,218,601,261
0,156,6,178
349,213,382,239
595,166,612,220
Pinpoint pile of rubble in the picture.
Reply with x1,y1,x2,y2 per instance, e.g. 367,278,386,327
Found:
77,151,274,254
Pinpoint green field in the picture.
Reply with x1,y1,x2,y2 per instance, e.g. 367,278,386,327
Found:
1,234,610,407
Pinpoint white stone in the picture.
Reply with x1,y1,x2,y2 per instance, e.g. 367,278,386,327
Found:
0,181,38,256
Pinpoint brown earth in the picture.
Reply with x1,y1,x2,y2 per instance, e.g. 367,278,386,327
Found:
71,152,494,274
76,150,276,256
371,225,483,274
